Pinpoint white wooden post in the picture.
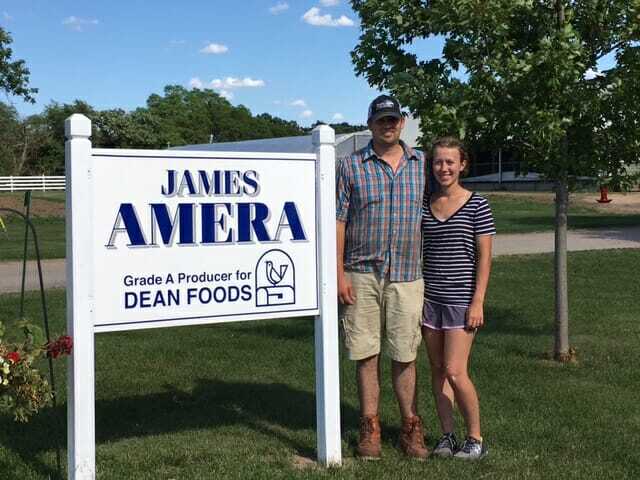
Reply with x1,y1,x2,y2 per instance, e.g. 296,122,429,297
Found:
312,125,342,466
65,114,96,480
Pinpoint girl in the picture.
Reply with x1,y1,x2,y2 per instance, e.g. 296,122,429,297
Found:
421,137,495,460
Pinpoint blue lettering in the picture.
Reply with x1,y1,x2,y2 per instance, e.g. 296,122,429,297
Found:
201,203,233,244
242,171,260,196
274,202,307,241
238,203,270,242
139,290,152,308
125,291,138,309
150,203,195,245
107,204,147,247
177,170,197,196
161,170,177,196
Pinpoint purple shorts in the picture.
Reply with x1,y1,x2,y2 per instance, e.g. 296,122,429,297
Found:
422,300,468,330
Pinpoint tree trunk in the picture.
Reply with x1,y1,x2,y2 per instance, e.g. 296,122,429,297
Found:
554,179,570,361
14,123,29,175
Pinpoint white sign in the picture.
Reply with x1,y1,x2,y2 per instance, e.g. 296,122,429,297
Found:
65,114,341,479
91,151,319,332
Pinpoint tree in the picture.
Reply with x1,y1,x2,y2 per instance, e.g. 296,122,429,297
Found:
351,0,640,361
308,121,368,135
0,26,38,175
0,103,23,174
94,109,166,149
145,85,305,146
0,27,37,103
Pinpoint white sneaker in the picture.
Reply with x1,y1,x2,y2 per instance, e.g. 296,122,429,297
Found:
453,436,487,460
433,432,458,457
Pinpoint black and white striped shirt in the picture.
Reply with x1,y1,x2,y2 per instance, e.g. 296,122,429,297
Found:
422,192,496,307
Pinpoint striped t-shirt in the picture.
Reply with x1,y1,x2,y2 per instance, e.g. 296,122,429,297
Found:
422,192,496,306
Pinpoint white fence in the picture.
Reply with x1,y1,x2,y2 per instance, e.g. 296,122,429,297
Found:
0,175,66,192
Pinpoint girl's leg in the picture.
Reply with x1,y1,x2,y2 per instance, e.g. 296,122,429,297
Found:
422,326,455,434
443,329,481,440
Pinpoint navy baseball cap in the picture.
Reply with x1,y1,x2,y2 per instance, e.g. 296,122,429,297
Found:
367,95,402,123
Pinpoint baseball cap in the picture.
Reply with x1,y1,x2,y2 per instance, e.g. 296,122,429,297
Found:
367,95,402,123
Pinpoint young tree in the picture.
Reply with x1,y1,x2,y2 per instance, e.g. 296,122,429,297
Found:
351,0,640,361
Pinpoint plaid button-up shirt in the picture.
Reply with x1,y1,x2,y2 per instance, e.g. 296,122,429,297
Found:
336,140,428,282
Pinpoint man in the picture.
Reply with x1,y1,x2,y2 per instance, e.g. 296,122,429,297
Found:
336,95,428,460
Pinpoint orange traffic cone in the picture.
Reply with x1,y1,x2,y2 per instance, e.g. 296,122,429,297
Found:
597,185,612,203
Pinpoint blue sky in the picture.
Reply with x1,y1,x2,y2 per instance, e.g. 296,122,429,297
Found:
2,1,617,128
0,0,445,126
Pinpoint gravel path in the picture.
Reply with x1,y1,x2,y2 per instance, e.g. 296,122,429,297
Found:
1,227,639,293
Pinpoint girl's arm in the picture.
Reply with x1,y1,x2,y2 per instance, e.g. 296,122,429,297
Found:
466,234,493,329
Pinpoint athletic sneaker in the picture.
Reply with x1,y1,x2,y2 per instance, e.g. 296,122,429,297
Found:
432,432,458,457
453,436,487,460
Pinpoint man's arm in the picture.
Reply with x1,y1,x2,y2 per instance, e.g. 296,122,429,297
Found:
336,220,356,305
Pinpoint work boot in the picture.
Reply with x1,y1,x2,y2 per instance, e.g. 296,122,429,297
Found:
356,414,381,460
399,415,429,460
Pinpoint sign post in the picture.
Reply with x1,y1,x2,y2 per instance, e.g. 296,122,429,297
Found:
65,114,342,479
313,126,341,465
65,114,96,478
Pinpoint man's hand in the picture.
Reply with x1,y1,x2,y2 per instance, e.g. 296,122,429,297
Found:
465,300,484,330
337,272,356,305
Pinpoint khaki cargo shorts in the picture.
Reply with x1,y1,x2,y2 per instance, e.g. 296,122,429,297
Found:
339,272,423,363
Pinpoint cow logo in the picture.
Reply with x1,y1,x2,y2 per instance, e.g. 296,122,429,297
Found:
255,249,295,307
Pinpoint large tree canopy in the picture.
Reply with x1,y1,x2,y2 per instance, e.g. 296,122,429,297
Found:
145,85,305,146
351,0,640,183
0,27,37,103
351,0,640,360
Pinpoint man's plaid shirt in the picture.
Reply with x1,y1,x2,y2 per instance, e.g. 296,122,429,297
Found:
336,140,428,282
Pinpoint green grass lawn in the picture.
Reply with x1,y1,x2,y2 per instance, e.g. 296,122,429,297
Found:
0,216,65,261
1,250,639,479
486,194,640,233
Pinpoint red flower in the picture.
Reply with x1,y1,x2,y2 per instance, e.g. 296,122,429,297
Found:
7,351,20,364
46,335,73,359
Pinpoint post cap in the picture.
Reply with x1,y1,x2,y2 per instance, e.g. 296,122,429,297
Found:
312,124,335,146
65,114,92,139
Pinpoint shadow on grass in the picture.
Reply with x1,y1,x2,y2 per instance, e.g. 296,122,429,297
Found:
222,317,315,341
0,378,360,477
484,305,548,337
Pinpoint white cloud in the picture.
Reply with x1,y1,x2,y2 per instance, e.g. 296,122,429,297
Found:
302,7,354,27
269,2,289,14
200,43,229,55
290,99,307,108
62,16,99,32
332,113,345,121
189,77,204,89
320,0,340,6
273,100,282,105
219,90,234,100
169,39,186,46
188,76,265,99
210,77,265,89
300,110,313,118
585,68,604,80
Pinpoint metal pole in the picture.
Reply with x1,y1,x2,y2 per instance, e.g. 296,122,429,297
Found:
0,207,62,478
19,190,32,319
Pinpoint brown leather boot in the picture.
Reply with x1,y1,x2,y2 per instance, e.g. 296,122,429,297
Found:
399,415,429,460
356,414,381,460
